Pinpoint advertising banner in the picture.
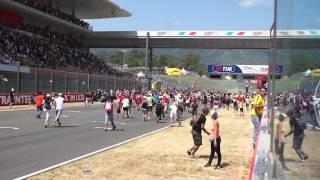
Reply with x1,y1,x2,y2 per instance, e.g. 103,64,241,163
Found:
208,65,283,75
137,30,320,38
0,93,85,106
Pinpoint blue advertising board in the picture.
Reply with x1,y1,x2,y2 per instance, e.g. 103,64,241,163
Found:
208,65,283,75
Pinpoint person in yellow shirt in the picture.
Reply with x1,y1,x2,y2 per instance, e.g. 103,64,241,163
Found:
251,88,266,149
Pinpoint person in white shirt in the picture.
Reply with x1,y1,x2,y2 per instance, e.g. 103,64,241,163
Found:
54,93,64,127
170,98,178,127
122,96,130,118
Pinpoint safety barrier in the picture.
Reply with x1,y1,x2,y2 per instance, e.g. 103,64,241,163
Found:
0,66,140,94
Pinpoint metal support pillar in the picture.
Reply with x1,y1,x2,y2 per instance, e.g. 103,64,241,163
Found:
149,48,153,90
64,73,67,93
271,0,278,179
144,32,150,90
34,69,38,93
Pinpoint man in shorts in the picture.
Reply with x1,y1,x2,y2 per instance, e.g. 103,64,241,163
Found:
187,107,210,158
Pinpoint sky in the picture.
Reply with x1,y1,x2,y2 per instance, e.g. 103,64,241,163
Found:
87,0,275,31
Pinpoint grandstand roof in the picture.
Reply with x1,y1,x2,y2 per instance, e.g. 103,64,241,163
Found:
48,0,131,19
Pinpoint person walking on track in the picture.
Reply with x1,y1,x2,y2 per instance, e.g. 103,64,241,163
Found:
104,97,116,131
35,91,44,119
43,94,53,128
187,107,210,158
53,93,64,127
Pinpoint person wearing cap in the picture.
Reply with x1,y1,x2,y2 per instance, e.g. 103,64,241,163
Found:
275,113,289,170
43,94,53,128
187,107,210,158
53,93,64,127
204,112,222,169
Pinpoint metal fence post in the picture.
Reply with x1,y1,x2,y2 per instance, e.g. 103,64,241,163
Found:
113,76,116,91
87,73,90,90
97,76,100,90
50,71,54,92
104,77,109,90
16,62,20,93
64,72,67,93
34,68,38,93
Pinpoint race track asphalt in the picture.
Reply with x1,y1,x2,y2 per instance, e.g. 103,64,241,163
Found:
0,104,189,180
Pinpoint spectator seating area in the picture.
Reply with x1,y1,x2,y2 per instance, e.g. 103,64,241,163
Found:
13,0,90,30
0,23,132,77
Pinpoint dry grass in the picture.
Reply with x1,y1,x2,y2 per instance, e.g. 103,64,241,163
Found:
31,109,253,180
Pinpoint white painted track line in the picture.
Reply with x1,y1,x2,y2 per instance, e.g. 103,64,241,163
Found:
14,125,171,180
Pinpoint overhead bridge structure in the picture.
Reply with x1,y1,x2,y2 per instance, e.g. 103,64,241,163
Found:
84,30,320,49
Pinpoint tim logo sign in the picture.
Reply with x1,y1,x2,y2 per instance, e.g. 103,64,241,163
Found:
208,65,242,74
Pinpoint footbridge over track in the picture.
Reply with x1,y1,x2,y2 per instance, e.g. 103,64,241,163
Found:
84,30,320,49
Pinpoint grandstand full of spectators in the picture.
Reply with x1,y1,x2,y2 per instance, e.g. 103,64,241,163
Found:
0,23,132,77
0,0,133,77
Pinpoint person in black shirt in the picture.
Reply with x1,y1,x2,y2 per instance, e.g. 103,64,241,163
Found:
43,94,53,128
155,100,163,123
285,108,308,161
187,107,210,158
141,98,148,121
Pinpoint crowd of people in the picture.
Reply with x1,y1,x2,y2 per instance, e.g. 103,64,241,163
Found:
13,0,90,30
0,23,132,76
6,84,316,173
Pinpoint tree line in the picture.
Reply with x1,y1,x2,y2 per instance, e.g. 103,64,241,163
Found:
97,49,207,76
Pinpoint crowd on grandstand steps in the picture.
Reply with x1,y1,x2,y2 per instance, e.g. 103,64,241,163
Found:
13,0,90,30
0,23,132,76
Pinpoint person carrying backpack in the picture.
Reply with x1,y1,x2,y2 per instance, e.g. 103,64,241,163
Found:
104,97,116,131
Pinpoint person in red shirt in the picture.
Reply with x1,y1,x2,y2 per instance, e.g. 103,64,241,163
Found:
35,91,44,119
135,94,142,111
162,95,169,113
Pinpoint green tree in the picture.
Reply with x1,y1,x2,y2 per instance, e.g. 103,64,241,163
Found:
183,52,200,70
287,53,320,75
